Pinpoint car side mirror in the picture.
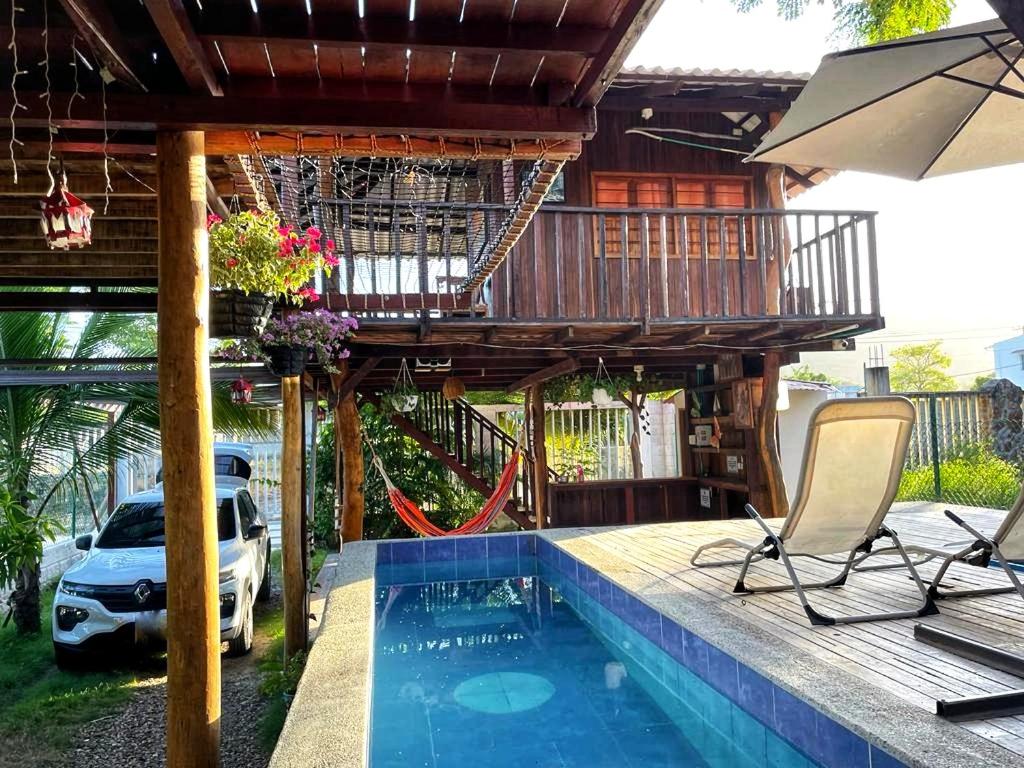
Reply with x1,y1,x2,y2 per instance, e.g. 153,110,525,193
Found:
245,523,266,540
75,534,92,551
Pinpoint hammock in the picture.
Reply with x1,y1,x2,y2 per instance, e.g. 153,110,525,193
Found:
369,442,523,537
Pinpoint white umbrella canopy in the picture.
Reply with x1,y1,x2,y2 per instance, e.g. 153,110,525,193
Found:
748,19,1024,179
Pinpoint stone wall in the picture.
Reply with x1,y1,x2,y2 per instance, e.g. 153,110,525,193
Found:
980,378,1024,465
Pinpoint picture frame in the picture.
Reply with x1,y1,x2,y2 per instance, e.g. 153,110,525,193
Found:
732,379,754,429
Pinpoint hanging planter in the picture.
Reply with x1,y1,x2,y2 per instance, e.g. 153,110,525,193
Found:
591,357,615,406
207,210,338,339
210,289,274,339
386,359,420,413
230,376,254,405
265,344,309,378
39,178,94,249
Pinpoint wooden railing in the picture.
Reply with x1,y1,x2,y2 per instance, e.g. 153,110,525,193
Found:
410,391,546,517
487,206,880,322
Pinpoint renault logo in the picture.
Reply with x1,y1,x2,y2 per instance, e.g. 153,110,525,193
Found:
133,581,152,605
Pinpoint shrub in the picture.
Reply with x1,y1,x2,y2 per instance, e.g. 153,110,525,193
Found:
897,443,1022,510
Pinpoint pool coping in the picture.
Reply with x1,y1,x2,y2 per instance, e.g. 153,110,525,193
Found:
271,530,1022,768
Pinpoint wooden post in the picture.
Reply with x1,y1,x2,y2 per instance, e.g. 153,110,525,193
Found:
337,389,365,542
755,351,790,519
529,385,548,529
281,375,307,659
156,130,220,768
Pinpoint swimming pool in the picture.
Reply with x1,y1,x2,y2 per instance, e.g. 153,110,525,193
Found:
370,535,903,768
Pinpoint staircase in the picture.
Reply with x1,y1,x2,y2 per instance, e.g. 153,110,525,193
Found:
379,391,546,529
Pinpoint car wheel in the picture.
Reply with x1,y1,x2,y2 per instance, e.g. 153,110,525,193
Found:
53,643,83,671
256,545,272,603
227,591,254,657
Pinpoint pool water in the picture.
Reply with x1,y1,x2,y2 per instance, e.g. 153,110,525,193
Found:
370,564,821,768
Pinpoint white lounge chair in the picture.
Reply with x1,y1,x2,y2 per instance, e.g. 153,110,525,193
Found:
690,397,939,626
901,488,1024,601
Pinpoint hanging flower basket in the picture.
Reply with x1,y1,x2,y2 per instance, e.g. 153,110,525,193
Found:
385,359,420,413
210,289,274,339
591,357,615,406
265,344,309,377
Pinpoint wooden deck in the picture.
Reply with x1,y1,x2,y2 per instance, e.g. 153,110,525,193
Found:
549,502,1024,760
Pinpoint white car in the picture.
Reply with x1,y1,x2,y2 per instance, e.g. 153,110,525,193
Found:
52,445,271,667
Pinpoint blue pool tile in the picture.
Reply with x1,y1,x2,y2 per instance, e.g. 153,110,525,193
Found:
869,746,904,768
455,536,487,561
487,534,518,560
773,687,818,758
681,628,710,680
737,665,774,726
598,575,613,607
814,714,869,768
579,564,600,598
767,734,812,768
455,558,489,581
706,644,739,699
518,533,537,557
422,538,456,562
661,619,685,664
609,583,631,620
732,702,768,762
375,541,392,565
423,561,458,583
390,539,424,564
537,537,555,564
630,598,662,645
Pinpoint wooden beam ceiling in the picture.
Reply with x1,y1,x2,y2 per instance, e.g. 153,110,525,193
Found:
56,0,148,90
143,0,223,96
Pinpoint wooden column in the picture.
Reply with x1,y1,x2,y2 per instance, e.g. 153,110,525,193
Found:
281,375,307,659
156,130,220,768
755,351,790,519
337,388,365,542
529,385,548,529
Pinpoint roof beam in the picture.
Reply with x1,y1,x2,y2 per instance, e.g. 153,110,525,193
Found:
56,0,148,90
334,357,382,400
505,357,579,394
143,0,223,96
572,0,666,107
198,13,607,58
2,91,597,141
598,92,794,113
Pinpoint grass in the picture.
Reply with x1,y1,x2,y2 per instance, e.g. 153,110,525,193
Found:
0,586,142,767
897,444,1023,510
255,547,329,753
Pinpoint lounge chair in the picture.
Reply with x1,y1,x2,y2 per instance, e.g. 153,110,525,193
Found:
901,488,1024,601
690,397,939,626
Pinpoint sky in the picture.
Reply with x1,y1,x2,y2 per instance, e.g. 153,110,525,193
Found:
624,0,1023,386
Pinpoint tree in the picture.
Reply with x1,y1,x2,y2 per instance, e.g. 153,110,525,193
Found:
889,341,957,392
972,373,996,391
732,0,954,44
0,312,278,634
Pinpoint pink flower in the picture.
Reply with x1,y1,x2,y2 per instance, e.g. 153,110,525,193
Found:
325,239,336,250
226,257,239,268
206,213,222,230
296,287,320,302
324,253,340,267
307,241,321,254
306,226,321,240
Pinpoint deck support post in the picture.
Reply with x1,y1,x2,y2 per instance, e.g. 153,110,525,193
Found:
156,130,220,768
332,365,365,542
529,384,548,529
755,351,789,518
281,374,308,659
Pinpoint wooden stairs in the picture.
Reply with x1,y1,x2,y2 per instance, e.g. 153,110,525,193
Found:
370,391,546,530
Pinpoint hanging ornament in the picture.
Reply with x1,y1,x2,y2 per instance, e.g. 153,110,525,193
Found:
230,377,253,405
316,402,328,422
39,166,94,249
442,375,465,401
591,357,614,406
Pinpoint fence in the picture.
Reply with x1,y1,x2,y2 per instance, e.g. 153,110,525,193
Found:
894,390,1022,510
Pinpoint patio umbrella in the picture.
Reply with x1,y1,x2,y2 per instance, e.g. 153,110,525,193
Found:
747,19,1024,179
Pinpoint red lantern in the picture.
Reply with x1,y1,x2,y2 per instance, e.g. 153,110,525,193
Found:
316,403,328,422
230,377,253,405
39,183,94,249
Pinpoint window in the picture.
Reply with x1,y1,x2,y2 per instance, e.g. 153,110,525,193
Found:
593,173,752,258
96,498,236,548
237,491,259,535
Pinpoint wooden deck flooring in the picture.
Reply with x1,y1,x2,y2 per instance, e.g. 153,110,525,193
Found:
551,502,1024,759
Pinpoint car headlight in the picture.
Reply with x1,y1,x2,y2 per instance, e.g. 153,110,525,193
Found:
56,605,90,631
59,581,95,598
218,569,238,584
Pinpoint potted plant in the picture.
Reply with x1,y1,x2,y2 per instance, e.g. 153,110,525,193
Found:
385,358,419,413
253,310,358,378
207,210,338,338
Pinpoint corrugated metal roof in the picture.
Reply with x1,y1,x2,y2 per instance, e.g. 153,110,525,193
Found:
617,65,811,84
784,379,839,392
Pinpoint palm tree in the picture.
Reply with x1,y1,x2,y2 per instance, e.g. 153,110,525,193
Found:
0,311,278,634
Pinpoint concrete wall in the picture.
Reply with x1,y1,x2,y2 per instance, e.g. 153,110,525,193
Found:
994,334,1024,388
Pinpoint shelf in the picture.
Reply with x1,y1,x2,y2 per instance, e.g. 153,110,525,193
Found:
691,447,746,456
681,475,749,493
687,383,733,394
690,415,733,425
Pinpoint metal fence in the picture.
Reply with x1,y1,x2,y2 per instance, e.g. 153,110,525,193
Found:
894,391,1022,510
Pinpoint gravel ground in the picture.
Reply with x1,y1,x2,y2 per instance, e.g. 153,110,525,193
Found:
62,596,281,768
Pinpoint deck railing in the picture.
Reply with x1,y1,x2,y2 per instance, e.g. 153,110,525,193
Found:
487,206,880,322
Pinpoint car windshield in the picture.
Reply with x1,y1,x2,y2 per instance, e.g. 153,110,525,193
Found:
96,498,236,548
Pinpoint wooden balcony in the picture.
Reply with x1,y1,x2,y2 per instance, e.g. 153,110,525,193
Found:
487,205,881,324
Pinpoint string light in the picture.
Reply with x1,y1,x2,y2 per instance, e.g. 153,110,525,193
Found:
7,2,27,184
39,0,54,194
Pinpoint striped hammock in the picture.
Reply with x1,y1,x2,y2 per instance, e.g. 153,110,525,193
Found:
370,448,523,537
